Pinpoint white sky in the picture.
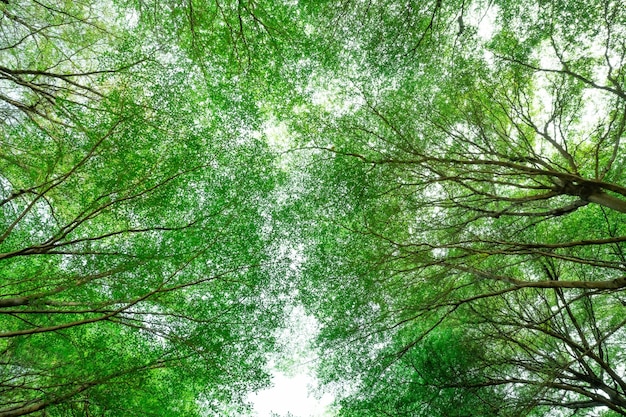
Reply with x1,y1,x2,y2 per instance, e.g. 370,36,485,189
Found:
248,306,336,417
250,371,335,417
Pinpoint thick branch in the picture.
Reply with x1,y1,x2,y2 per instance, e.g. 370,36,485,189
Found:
586,191,626,213
456,265,626,291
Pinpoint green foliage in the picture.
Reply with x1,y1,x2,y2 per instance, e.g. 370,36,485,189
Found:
285,0,626,416
2,0,626,416
0,1,290,415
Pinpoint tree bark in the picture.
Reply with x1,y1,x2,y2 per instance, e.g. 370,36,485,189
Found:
0,298,28,308
586,191,626,213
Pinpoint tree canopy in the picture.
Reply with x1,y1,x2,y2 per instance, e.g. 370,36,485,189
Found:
1,0,625,416
0,1,286,415
288,0,626,416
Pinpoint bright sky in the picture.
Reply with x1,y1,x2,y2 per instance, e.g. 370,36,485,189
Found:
248,306,336,417
250,371,335,417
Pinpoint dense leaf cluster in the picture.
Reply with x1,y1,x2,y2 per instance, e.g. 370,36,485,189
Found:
0,0,625,416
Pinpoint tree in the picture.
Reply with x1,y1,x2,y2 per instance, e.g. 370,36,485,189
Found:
3,0,625,415
288,0,626,415
0,1,289,415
